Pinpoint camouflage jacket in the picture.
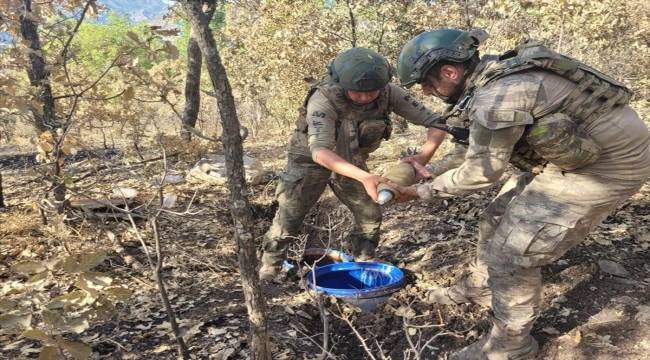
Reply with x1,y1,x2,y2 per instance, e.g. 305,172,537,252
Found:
420,56,650,199
288,83,443,162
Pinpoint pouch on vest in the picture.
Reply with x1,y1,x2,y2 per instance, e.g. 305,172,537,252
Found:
526,113,601,171
335,119,367,169
358,118,392,155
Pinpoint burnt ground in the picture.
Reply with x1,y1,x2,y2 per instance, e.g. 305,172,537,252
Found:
1,133,649,360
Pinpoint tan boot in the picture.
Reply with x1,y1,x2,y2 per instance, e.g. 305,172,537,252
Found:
426,272,492,307
449,336,538,360
450,315,539,360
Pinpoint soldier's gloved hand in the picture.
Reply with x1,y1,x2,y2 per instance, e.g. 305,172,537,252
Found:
388,181,444,204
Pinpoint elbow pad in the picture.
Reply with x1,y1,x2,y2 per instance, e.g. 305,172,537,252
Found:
526,113,601,171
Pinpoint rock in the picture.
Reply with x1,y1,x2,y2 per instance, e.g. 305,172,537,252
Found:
610,296,638,306
553,295,568,304
163,174,185,184
189,154,264,185
598,259,631,278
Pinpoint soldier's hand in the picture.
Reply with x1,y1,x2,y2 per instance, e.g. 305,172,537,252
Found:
359,174,390,202
401,158,431,182
400,152,430,166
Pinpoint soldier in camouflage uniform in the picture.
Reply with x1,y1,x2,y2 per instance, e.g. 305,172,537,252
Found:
259,48,447,281
392,29,650,359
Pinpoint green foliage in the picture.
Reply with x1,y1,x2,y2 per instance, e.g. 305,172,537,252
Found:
73,12,167,71
1,251,133,360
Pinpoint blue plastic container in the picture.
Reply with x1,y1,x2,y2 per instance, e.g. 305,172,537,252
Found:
305,262,406,311
284,248,354,272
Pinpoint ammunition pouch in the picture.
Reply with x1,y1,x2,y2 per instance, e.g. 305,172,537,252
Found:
296,110,309,133
335,119,366,169
526,113,601,170
358,118,392,155
510,141,547,174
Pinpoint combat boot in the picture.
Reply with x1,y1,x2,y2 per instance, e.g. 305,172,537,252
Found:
450,314,539,360
259,251,285,281
426,270,492,307
258,264,281,281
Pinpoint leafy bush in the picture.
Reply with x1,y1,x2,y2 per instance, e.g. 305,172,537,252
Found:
1,251,132,360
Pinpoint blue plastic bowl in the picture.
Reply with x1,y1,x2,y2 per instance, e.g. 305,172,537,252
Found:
305,262,406,311
283,248,354,271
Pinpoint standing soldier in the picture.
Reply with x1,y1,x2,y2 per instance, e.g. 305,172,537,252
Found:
259,47,447,281
392,29,650,359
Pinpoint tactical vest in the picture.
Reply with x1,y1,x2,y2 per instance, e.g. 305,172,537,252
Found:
294,79,394,167
448,40,633,174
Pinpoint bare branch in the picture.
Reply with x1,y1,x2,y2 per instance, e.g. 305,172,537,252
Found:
345,0,357,47
60,0,95,61
331,303,377,360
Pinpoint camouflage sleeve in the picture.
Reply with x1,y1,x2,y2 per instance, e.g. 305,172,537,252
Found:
388,85,443,127
419,74,542,196
426,143,468,178
306,90,339,157
469,73,539,130
428,122,526,196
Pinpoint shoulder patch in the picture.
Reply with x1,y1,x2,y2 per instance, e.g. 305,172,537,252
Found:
471,109,534,130
469,73,540,130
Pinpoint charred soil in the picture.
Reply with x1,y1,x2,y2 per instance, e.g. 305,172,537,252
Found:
1,132,649,360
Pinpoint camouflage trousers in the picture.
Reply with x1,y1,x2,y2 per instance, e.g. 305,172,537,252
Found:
472,168,648,347
261,158,381,267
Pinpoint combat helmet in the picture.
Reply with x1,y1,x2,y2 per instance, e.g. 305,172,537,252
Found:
397,29,489,88
327,47,392,92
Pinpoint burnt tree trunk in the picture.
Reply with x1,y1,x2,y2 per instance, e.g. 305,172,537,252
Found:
180,35,202,143
180,1,271,359
0,171,5,208
180,0,217,143
20,0,56,133
20,0,67,204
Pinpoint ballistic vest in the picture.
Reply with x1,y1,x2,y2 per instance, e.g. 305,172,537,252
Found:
450,40,633,173
294,79,394,167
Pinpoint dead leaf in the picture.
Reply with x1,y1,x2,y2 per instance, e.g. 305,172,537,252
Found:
105,287,133,302
0,300,17,312
611,296,638,306
10,261,46,274
209,328,228,336
273,348,293,360
62,320,88,336
542,327,560,335
42,310,65,328
153,344,171,354
635,305,650,323
598,260,631,277
295,310,312,320
0,313,32,329
58,339,91,360
3,340,24,351
39,346,64,359
77,252,107,272
22,329,50,341
574,330,582,343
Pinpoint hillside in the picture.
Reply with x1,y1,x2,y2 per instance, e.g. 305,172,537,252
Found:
1,133,649,359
